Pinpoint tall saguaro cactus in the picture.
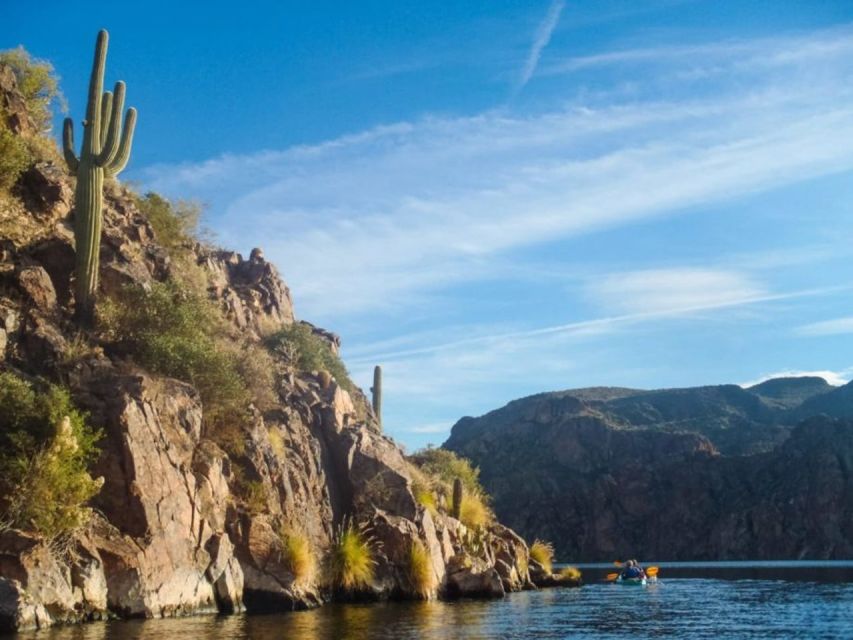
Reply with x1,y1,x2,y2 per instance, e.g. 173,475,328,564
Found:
371,365,382,428
451,477,463,520
63,30,137,324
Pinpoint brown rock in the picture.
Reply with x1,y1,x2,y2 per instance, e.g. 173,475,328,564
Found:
15,265,57,313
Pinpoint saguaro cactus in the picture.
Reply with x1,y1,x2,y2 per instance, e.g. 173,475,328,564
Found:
371,365,382,427
63,30,137,324
451,477,463,520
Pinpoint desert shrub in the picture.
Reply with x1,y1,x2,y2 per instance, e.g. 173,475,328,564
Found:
265,323,354,393
0,123,30,191
135,192,201,251
0,372,101,539
412,478,437,515
328,520,376,592
0,47,64,131
280,529,316,585
406,540,436,599
458,492,491,528
242,480,268,516
133,192,211,294
268,427,286,459
529,539,555,574
408,447,484,497
100,281,251,450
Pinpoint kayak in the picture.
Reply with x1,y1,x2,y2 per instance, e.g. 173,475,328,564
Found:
616,576,647,586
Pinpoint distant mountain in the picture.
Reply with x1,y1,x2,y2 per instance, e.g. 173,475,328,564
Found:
444,377,853,561
747,376,833,409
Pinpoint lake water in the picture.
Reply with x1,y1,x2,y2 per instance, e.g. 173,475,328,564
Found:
11,562,853,639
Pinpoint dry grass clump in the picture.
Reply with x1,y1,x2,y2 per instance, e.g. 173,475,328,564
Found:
280,529,316,586
406,540,436,599
529,539,555,574
329,520,376,592
557,566,582,581
458,492,490,528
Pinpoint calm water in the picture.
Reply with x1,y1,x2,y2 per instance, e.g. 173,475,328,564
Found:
11,562,853,639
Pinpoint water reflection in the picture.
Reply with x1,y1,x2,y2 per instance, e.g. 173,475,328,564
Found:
10,565,853,640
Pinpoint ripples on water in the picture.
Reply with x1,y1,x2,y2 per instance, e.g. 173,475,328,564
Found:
12,564,853,639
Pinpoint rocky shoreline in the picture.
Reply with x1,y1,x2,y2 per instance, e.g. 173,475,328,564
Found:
0,63,578,633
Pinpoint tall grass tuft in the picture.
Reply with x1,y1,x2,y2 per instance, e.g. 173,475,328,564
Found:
280,529,316,586
406,539,436,599
529,539,555,574
557,566,582,581
329,520,376,592
459,492,490,528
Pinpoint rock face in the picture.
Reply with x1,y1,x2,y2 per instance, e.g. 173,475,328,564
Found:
444,382,853,562
0,65,542,632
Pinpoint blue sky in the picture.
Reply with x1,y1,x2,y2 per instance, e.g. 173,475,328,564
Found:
7,1,853,449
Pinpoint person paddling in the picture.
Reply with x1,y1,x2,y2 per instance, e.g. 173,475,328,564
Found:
621,560,644,580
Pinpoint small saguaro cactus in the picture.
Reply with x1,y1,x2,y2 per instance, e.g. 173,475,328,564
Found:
371,365,382,427
451,477,463,520
63,30,137,325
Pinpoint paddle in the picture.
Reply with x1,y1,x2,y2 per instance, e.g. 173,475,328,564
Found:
606,565,659,581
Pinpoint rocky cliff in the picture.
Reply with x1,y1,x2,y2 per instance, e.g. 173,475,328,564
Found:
444,380,853,562
0,64,558,632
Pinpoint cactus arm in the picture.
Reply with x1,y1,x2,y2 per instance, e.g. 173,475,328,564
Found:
99,90,113,148
97,82,125,166
62,118,79,172
81,29,108,156
104,107,136,177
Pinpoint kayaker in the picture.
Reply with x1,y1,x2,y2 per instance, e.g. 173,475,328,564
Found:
621,560,644,580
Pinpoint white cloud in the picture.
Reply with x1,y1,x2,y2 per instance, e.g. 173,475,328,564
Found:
516,0,565,92
796,316,853,337
589,268,765,315
406,422,453,435
139,26,853,325
348,284,829,366
740,369,852,388
542,24,853,76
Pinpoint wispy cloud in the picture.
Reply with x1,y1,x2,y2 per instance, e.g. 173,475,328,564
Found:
515,0,566,93
796,316,853,336
406,422,453,435
542,24,853,76
137,24,853,444
588,268,765,315
348,284,833,366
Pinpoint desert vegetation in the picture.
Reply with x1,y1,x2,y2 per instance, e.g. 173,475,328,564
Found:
529,539,555,574
265,322,354,393
407,447,493,528
328,520,377,592
0,373,102,540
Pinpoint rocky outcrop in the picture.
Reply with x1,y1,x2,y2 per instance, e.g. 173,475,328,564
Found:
0,67,543,631
444,383,853,562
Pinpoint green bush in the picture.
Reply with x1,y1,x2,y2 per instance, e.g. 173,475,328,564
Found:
0,372,102,539
101,280,280,455
265,323,354,393
0,123,30,191
0,46,65,132
101,281,250,446
136,192,202,253
409,447,484,497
